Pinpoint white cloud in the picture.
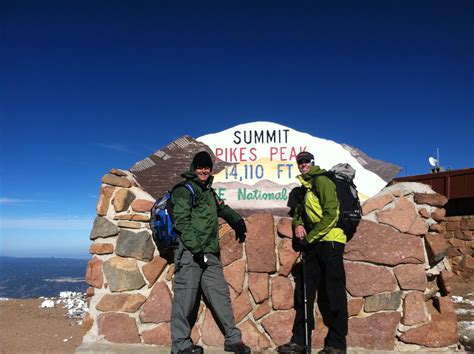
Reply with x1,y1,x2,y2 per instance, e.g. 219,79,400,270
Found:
0,216,94,230
0,197,45,204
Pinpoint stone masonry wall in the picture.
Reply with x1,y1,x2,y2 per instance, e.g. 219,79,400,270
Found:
442,215,474,274
83,170,460,351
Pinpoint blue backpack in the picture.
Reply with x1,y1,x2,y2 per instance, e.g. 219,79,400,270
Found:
150,182,197,261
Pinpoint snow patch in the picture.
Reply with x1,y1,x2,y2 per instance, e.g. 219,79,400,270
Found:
451,295,474,306
56,291,88,318
38,291,88,318
40,299,55,308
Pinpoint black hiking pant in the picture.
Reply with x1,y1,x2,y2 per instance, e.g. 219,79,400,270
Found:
291,241,348,350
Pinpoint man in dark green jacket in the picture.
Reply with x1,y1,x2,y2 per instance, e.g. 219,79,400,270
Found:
278,151,348,354
171,151,251,354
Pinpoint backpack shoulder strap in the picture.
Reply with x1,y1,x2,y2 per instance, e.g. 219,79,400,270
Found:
182,182,197,207
210,187,225,208
311,172,333,201
172,182,198,207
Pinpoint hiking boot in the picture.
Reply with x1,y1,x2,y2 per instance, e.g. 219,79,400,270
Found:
318,346,346,354
224,341,251,353
276,341,306,353
178,344,204,354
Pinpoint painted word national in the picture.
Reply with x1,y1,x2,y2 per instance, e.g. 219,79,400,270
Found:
237,188,289,201
214,127,306,162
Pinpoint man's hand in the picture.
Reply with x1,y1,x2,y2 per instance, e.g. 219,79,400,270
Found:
294,225,307,239
234,219,247,243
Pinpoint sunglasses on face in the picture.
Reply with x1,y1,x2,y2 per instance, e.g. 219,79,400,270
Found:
297,159,312,165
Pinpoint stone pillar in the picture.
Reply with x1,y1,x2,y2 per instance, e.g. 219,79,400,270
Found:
84,174,460,351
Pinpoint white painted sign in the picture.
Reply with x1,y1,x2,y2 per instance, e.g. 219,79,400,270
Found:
197,122,389,210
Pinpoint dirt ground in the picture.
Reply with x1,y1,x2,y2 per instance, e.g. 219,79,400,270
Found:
0,298,86,353
0,274,472,353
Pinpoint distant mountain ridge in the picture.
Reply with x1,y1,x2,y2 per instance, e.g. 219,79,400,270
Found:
0,257,88,298
342,144,401,181
130,136,232,199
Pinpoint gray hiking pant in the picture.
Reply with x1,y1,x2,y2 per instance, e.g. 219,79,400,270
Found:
171,249,242,353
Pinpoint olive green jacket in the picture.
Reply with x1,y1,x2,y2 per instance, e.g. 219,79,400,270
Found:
172,170,243,254
293,165,346,244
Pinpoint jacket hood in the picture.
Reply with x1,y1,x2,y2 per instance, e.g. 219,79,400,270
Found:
297,165,326,182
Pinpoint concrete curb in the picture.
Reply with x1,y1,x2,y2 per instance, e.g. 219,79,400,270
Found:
75,342,469,354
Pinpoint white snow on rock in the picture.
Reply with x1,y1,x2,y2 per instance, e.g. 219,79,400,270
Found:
452,295,474,306
456,308,474,316
56,291,88,318
40,299,55,308
38,292,88,318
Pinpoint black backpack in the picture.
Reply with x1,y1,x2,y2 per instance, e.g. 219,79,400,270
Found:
312,163,362,241
149,182,197,261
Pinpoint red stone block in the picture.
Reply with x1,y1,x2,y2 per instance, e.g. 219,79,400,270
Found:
253,301,271,320
248,273,269,304
98,312,140,343
348,298,363,317
220,229,243,267
96,294,146,313
85,257,103,288
278,238,299,277
223,259,245,294
276,217,293,238
131,199,154,213
142,255,168,287
139,281,172,323
201,309,224,346
344,220,425,266
400,313,458,347
345,262,397,297
413,193,448,207
142,323,171,346
362,193,393,215
271,276,294,310
261,310,296,346
245,213,276,273
402,291,427,325
348,312,401,350
239,320,272,349
232,290,252,323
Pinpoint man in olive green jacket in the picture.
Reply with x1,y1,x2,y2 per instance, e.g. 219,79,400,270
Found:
171,151,251,354
278,151,348,354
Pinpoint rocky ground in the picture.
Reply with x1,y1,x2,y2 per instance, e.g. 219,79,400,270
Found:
0,275,472,353
0,293,87,353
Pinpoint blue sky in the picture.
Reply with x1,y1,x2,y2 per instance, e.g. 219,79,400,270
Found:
1,0,473,259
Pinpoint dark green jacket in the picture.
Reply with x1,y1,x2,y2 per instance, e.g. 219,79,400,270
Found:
293,165,346,244
172,170,243,254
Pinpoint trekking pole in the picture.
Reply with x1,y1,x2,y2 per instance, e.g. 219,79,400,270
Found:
301,251,310,353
